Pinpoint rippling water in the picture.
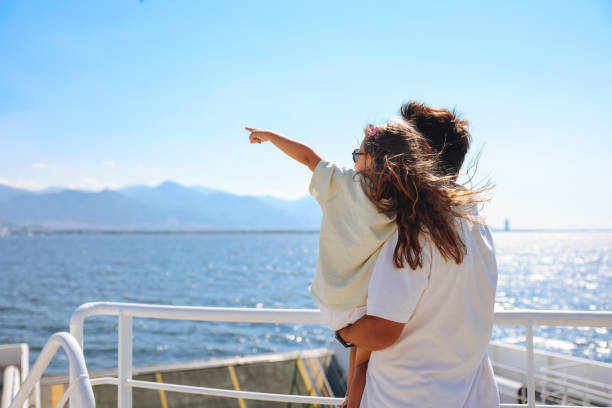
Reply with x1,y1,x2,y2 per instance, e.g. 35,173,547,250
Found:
493,232,611,362
0,231,610,373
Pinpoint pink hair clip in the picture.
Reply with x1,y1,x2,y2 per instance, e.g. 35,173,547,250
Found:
366,124,378,137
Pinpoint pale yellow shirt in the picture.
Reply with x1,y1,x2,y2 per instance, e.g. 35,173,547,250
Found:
309,160,397,310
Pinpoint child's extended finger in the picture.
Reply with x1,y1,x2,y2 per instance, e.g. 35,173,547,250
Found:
245,126,254,132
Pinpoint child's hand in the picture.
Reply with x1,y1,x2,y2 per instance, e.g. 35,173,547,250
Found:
245,127,274,144
244,126,321,171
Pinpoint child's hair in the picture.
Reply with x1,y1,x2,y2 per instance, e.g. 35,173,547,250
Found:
360,107,489,270
400,101,471,179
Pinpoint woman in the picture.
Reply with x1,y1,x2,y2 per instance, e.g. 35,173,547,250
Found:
337,102,499,407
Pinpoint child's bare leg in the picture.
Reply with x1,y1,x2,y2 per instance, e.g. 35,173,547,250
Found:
342,347,356,407
347,347,371,408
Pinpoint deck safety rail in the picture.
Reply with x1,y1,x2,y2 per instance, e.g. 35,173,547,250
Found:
68,302,612,408
8,332,95,408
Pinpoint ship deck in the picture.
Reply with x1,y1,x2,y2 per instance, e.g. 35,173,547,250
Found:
39,349,342,408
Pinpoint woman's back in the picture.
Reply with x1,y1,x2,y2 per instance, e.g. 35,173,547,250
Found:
361,212,499,407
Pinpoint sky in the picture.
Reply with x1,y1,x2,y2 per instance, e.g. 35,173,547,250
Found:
1,1,611,230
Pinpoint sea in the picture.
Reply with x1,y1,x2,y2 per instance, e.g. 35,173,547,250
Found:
0,231,610,373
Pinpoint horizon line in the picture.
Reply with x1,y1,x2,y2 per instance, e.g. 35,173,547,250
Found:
2,228,612,235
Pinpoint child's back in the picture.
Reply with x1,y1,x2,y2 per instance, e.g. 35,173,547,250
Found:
309,159,396,311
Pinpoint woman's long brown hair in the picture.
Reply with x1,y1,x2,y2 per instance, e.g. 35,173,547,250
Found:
360,113,490,270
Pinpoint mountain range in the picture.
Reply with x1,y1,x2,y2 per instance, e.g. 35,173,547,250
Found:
0,182,321,230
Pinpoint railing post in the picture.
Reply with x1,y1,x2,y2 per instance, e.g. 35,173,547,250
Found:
69,304,86,408
526,320,536,408
8,333,94,408
118,313,133,408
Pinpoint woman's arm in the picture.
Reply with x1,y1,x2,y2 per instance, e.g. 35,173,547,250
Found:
246,127,322,172
338,315,404,350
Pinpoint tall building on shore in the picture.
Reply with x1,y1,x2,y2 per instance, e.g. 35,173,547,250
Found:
504,219,510,232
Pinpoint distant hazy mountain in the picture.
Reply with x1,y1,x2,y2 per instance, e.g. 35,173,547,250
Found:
0,185,30,201
188,185,222,196
119,181,219,211
0,189,162,229
0,182,321,230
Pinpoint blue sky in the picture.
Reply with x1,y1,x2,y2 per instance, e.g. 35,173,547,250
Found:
1,1,611,229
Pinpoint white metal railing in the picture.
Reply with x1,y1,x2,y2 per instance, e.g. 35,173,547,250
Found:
8,332,95,408
66,302,612,408
2,365,21,408
490,359,612,405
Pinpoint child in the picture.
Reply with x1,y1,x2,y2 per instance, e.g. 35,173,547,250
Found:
245,123,402,408
246,111,481,407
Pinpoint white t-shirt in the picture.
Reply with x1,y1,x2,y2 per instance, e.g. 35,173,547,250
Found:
361,215,500,408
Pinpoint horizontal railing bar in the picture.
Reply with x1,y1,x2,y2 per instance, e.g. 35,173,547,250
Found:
71,302,612,328
492,357,612,390
537,375,612,398
71,302,325,324
90,364,612,406
92,378,612,408
493,311,612,327
492,361,612,399
89,377,119,386
82,377,612,408
538,369,612,391
126,379,345,405
540,361,583,371
537,381,612,401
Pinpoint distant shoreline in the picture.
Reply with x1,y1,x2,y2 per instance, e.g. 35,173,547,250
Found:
1,228,321,235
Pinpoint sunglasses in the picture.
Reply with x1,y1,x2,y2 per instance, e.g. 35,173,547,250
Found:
352,148,367,164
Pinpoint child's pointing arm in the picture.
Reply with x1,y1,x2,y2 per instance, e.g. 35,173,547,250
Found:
246,127,322,172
